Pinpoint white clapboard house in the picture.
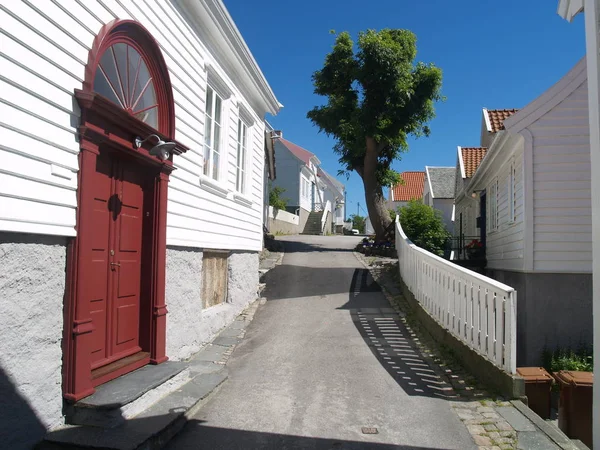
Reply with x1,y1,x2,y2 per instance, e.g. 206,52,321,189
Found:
453,60,593,365
0,0,280,447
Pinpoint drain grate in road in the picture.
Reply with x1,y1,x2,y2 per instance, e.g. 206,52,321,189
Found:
361,427,379,434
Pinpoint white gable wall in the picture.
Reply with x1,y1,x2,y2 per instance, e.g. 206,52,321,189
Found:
527,79,592,272
0,0,272,252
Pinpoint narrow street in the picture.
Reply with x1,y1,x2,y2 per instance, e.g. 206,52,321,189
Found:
167,235,476,450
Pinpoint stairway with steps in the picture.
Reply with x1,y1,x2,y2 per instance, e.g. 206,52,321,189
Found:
301,211,324,235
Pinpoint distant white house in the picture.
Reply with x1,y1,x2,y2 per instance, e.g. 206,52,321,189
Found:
317,167,346,233
423,166,455,232
0,1,280,447
454,60,593,365
271,136,343,234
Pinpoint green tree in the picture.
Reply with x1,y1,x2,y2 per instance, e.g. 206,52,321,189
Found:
399,200,450,256
349,214,366,234
307,29,443,240
268,184,288,211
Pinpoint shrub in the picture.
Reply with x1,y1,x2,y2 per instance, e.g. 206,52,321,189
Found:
399,200,450,257
542,347,593,373
268,184,288,211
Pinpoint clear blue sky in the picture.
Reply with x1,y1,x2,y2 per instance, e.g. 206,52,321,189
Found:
224,0,585,218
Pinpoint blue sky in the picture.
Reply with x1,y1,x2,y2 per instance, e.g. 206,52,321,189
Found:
224,0,585,218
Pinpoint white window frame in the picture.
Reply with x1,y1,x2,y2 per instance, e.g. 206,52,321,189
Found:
489,178,499,232
203,86,223,181
508,160,517,223
235,118,248,193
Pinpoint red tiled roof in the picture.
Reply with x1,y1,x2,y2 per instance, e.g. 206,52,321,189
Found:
278,138,314,165
390,171,425,202
486,109,519,132
461,147,487,178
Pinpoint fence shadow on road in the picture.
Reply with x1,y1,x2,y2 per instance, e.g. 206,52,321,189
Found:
337,269,459,401
166,420,453,449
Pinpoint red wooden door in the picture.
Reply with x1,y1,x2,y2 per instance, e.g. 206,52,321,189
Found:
84,149,146,374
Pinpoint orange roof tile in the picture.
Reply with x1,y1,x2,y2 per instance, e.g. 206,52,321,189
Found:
461,147,487,178
486,109,519,132
390,171,425,202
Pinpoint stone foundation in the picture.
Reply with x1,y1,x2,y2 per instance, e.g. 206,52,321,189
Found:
486,269,593,366
0,232,68,449
165,246,258,361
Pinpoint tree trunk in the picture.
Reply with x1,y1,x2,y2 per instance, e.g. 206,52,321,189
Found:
361,137,393,240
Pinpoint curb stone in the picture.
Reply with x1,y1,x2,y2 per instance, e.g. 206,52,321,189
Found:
354,252,586,450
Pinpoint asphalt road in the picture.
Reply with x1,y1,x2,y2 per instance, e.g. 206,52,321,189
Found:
166,235,476,450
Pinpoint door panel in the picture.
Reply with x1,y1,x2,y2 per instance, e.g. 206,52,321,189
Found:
86,153,113,367
83,150,147,370
111,160,144,357
116,304,138,345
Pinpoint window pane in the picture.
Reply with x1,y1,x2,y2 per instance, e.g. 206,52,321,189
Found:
132,59,152,108
134,79,156,113
213,123,221,153
204,116,212,148
134,106,158,129
112,43,128,104
127,46,142,107
98,48,124,107
214,94,222,124
240,169,245,193
205,87,213,118
203,145,211,176
94,68,122,106
212,151,219,180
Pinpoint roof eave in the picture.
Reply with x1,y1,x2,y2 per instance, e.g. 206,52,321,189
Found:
177,0,281,116
558,0,584,21
503,57,587,133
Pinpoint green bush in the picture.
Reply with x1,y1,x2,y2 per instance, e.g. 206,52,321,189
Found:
399,200,450,257
542,347,593,373
268,184,288,211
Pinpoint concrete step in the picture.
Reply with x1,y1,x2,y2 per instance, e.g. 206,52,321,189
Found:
35,300,264,450
39,368,228,450
66,362,189,428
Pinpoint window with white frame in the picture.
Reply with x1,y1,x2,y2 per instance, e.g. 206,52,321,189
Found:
203,86,222,180
509,161,517,223
489,179,498,231
235,118,248,193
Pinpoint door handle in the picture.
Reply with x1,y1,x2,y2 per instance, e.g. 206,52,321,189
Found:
110,262,121,270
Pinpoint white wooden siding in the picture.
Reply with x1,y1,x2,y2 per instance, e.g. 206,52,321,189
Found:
484,146,525,271
0,0,271,251
527,80,592,272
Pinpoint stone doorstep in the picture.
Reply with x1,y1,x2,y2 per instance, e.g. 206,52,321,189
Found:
66,362,190,428
40,369,228,450
40,298,264,449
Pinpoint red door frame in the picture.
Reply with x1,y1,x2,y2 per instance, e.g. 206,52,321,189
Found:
63,20,188,402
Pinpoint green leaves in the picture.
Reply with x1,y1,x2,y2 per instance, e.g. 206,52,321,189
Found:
268,184,288,211
307,28,443,181
398,200,450,257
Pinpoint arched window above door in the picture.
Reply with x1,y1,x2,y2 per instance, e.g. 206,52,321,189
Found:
83,20,175,138
94,43,158,128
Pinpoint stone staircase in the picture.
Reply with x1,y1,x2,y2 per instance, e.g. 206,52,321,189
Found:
301,211,324,235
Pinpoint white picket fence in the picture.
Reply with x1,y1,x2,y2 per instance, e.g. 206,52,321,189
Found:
395,217,517,373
